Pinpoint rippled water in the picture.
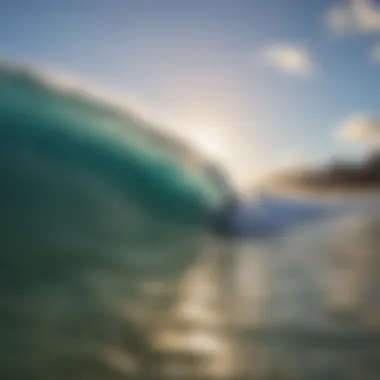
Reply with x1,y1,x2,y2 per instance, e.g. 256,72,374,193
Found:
158,211,380,380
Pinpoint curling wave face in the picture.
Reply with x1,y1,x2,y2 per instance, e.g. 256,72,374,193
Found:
0,61,229,379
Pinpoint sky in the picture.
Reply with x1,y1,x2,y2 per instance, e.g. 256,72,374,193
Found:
2,0,380,188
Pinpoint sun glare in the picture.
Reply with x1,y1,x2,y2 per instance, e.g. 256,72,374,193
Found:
187,127,222,159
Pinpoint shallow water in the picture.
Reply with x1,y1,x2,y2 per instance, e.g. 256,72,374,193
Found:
156,211,380,380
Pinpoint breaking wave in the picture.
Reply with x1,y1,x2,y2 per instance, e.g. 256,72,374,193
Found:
0,61,229,379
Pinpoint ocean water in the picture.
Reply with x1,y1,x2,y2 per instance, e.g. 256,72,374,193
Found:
166,209,380,380
1,62,380,380
0,62,227,379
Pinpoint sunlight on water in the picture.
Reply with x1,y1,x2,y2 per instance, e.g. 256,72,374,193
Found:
146,207,380,380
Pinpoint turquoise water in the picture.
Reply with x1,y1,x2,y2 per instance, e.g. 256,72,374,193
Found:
0,62,227,379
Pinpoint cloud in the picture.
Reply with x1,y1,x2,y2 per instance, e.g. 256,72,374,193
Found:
336,114,380,144
260,44,312,76
326,0,380,34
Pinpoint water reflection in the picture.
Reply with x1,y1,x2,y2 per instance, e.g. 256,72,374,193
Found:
147,210,380,379
24,210,380,379
147,242,236,379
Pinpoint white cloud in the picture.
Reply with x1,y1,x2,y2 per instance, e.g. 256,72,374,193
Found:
326,0,380,34
336,114,380,144
260,44,312,76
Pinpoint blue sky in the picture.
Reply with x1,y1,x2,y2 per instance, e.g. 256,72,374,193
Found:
2,0,380,187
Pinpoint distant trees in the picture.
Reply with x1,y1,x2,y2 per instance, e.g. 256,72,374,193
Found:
269,150,380,191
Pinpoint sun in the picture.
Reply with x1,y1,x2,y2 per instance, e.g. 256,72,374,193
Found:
187,127,221,159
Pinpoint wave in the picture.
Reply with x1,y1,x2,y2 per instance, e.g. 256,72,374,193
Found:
0,60,228,222
0,60,230,378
